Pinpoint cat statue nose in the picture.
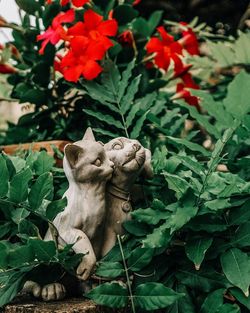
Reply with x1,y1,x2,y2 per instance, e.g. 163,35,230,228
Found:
132,143,141,152
110,161,115,168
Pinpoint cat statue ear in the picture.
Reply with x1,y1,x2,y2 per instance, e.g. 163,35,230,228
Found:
64,144,83,169
141,149,154,179
82,127,96,141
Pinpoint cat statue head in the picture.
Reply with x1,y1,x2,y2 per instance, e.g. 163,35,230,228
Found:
63,128,114,184
104,137,153,191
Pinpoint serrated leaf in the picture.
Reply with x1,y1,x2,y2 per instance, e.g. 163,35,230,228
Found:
95,262,124,278
83,108,124,130
130,110,149,139
185,238,213,270
33,151,54,175
118,59,135,102
9,167,32,203
87,282,128,308
220,248,250,296
120,75,141,115
134,283,184,310
0,155,9,197
200,288,224,313
28,172,53,211
164,172,190,200
128,248,154,271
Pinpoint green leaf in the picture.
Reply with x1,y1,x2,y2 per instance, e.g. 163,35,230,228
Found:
6,155,26,173
200,288,225,313
220,248,250,296
127,248,154,271
143,226,171,248
120,75,141,115
134,283,184,310
131,208,169,225
15,0,40,15
28,172,53,211
95,262,124,278
0,155,9,197
8,245,34,267
205,198,230,211
83,108,124,130
164,173,190,200
29,239,56,262
166,284,196,313
185,238,213,270
187,214,228,233
9,167,33,203
217,304,240,313
33,151,55,176
229,199,250,225
130,110,149,139
46,198,67,221
11,208,30,224
118,59,135,102
21,89,47,106
148,10,163,35
176,268,230,293
0,270,28,307
0,222,12,239
113,4,138,25
230,288,250,310
87,282,128,308
231,222,250,248
166,136,210,156
223,71,250,120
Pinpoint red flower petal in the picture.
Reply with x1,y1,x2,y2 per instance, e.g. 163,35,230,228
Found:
97,19,118,37
72,0,89,7
64,64,84,82
53,9,75,28
146,37,163,53
68,22,86,36
81,60,103,80
157,26,174,44
84,10,103,31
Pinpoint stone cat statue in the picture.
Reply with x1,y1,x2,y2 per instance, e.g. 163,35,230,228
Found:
101,137,153,257
24,128,114,301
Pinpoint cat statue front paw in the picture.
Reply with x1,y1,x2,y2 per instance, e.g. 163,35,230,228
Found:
76,253,96,280
41,283,66,301
23,281,66,301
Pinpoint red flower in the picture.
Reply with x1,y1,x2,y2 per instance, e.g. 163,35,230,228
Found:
46,0,89,6
37,9,74,54
118,30,134,46
175,73,200,107
133,0,141,5
179,22,200,56
146,26,184,75
58,36,104,82
0,63,17,74
68,9,118,51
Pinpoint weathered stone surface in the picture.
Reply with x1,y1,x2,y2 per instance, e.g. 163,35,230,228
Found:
3,297,99,313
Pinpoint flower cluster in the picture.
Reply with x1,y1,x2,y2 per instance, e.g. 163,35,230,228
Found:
37,9,118,82
146,24,200,106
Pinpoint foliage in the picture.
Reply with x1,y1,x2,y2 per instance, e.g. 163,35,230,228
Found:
0,0,250,312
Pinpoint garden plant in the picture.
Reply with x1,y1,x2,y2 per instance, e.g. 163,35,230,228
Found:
0,0,250,312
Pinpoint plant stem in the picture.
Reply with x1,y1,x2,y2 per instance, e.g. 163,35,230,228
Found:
117,235,136,313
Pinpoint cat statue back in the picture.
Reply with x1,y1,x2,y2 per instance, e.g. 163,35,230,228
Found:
101,137,153,256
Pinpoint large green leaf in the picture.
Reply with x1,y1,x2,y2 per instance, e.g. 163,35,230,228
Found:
164,173,190,200
87,282,128,308
28,172,53,211
134,283,184,310
231,222,250,248
9,167,32,203
223,71,250,120
131,207,169,225
217,304,240,313
127,248,154,272
230,288,250,310
166,284,196,313
8,245,34,267
33,151,54,176
200,288,224,313
11,208,30,224
229,199,250,225
0,155,9,197
29,239,56,262
185,238,213,270
95,262,124,278
220,248,250,296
